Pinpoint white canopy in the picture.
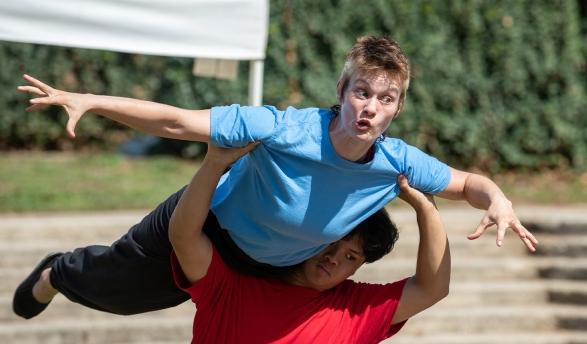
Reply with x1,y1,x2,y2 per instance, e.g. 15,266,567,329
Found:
0,0,268,104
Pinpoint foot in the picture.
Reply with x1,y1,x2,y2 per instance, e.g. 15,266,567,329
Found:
32,268,58,303
13,252,63,319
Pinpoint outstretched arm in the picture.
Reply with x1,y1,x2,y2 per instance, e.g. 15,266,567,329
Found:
438,168,538,252
168,142,258,283
391,175,450,325
18,74,210,141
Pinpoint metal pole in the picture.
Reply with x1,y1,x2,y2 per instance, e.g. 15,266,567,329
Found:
248,59,264,106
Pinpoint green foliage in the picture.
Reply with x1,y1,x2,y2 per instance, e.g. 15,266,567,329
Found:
0,0,586,171
0,153,198,211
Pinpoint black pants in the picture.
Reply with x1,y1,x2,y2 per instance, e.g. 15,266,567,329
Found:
49,186,297,315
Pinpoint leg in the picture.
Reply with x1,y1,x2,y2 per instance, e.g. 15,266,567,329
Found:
15,186,190,317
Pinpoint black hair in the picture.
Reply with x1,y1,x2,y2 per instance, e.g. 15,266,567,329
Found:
347,208,398,263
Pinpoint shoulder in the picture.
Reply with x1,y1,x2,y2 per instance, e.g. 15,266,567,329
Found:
379,137,409,152
337,278,408,301
171,247,234,299
280,106,329,124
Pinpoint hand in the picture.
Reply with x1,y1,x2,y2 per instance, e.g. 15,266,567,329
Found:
18,74,89,138
468,199,538,252
203,142,260,167
398,175,436,210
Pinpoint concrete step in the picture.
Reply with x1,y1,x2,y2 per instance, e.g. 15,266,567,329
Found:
534,235,587,257
0,234,530,271
0,208,505,242
387,331,587,344
1,207,586,343
0,293,194,322
2,305,585,343
405,305,587,333
445,280,587,307
3,280,586,322
3,256,586,295
526,221,587,235
355,257,587,283
0,317,192,344
3,257,585,296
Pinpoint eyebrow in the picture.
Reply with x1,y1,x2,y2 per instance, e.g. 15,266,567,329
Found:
341,236,365,257
351,248,365,258
354,79,400,94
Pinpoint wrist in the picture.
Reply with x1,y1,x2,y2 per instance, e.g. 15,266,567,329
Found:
82,93,97,111
201,157,230,171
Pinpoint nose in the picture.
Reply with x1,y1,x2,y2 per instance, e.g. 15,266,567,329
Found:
323,250,339,267
363,96,377,117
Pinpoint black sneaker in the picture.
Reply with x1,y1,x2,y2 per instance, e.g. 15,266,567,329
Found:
13,252,63,319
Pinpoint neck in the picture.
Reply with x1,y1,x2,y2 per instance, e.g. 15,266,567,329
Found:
329,116,374,162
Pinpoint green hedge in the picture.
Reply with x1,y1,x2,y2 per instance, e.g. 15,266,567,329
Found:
1,0,586,171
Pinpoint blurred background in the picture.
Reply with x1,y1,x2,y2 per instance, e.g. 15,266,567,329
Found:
0,1,587,343
0,0,586,211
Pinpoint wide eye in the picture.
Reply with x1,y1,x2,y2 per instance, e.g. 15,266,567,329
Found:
380,95,394,105
354,89,368,99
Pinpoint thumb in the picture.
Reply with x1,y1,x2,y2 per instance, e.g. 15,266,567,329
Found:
66,117,77,139
398,175,417,197
242,141,261,153
397,174,409,190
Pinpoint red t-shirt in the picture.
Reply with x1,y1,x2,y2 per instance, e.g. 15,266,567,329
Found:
171,248,407,344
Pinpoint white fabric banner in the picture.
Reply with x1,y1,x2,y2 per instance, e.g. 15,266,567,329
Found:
0,0,268,59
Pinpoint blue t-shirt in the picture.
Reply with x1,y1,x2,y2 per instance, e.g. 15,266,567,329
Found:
210,105,451,266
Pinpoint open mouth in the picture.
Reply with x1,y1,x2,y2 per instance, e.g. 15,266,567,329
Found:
354,119,371,131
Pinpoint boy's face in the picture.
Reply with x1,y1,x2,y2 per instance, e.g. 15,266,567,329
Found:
293,235,366,291
337,70,402,143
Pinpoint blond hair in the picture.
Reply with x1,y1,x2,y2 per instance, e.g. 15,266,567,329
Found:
337,36,411,113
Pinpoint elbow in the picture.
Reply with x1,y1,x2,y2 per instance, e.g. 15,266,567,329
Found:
168,213,181,247
437,282,450,301
426,282,450,307
435,271,451,302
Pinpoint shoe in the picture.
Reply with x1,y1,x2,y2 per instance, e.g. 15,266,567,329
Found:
13,252,63,319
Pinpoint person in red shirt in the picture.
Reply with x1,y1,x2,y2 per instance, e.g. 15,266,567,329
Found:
169,142,451,343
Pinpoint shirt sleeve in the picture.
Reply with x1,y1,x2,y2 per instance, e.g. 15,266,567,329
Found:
210,104,281,147
401,142,451,195
344,278,409,341
170,247,231,306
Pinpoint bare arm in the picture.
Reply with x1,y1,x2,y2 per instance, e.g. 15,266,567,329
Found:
18,74,210,141
438,168,538,251
168,143,258,283
391,175,450,325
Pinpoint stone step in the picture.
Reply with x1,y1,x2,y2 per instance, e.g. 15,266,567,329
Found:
0,208,503,242
408,305,587,333
533,235,587,257
526,221,587,235
3,256,586,296
0,233,531,271
387,331,587,344
3,279,586,322
0,317,192,344
1,206,584,238
446,280,587,306
2,305,585,343
3,257,584,296
0,294,194,322
355,257,587,283
540,266,587,281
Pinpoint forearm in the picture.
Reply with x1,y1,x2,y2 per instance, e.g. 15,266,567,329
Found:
85,94,210,142
169,160,225,245
462,174,509,210
413,203,451,297
440,169,509,210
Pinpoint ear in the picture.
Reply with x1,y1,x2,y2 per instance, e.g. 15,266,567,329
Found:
336,80,344,103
